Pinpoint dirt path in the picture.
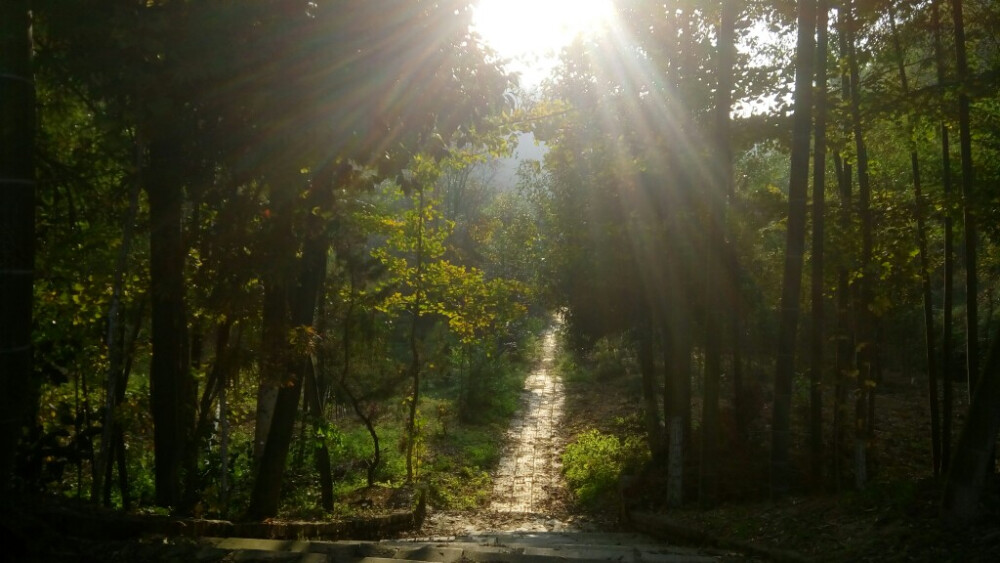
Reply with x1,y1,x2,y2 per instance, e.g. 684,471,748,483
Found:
418,323,595,536
490,327,565,513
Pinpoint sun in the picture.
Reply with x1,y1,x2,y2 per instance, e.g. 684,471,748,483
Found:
473,0,615,85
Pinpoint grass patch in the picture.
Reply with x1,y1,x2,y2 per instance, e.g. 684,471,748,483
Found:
562,428,649,509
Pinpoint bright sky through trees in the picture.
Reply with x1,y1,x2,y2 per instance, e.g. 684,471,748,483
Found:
473,0,615,88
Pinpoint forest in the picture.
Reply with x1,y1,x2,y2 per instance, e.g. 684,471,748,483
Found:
2,0,1000,556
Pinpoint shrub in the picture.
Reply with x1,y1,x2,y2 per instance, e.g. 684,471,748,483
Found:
562,429,647,508
587,334,637,380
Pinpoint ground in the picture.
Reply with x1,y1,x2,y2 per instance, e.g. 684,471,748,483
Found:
6,326,1000,561
553,352,1000,562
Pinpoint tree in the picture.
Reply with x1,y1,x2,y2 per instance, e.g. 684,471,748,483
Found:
933,0,956,474
771,0,816,498
951,0,978,401
886,0,940,477
700,0,738,506
0,0,36,494
942,337,1000,522
808,0,830,488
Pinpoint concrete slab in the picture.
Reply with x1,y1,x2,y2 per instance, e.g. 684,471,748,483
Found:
228,550,302,562
391,545,465,562
214,538,311,553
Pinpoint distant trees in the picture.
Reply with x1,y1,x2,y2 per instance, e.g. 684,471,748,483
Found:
18,0,531,519
8,0,1000,527
536,0,1000,516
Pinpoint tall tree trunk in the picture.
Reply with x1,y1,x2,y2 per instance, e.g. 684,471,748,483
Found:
771,0,817,498
147,135,196,509
942,338,1000,522
219,323,241,515
406,188,427,483
950,0,978,402
700,0,736,506
0,0,36,496
832,152,854,491
809,0,830,489
933,0,956,473
300,231,333,510
248,176,330,518
638,323,664,461
663,323,687,508
888,1,941,477
845,1,874,489
181,318,233,508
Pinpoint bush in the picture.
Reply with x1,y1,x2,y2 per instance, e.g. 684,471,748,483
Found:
587,334,637,380
562,429,647,508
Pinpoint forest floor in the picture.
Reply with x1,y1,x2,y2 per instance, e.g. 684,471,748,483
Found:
560,362,1000,562
8,326,1000,562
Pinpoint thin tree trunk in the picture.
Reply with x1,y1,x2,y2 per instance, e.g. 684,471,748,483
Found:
833,150,854,491
888,1,941,477
771,0,817,498
809,0,830,489
942,338,1000,522
406,188,426,483
182,318,233,508
638,324,664,461
302,234,334,509
0,0,36,495
95,161,142,504
950,0,978,402
663,325,685,507
220,323,240,514
248,174,330,518
845,2,874,489
933,0,956,473
338,294,381,488
113,302,144,508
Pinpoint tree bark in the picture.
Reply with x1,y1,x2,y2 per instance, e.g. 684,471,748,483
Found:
845,2,874,489
942,338,1000,522
663,324,686,508
809,0,830,489
771,0,816,498
950,0,978,402
300,232,333,510
933,0,955,473
147,134,196,509
888,1,941,477
95,174,142,503
699,0,736,506
406,187,426,483
0,0,36,498
638,323,664,461
248,168,333,518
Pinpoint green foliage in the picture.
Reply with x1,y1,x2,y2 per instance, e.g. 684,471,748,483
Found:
562,429,648,509
427,465,492,510
587,334,638,381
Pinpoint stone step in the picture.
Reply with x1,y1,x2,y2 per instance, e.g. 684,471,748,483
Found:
201,535,719,563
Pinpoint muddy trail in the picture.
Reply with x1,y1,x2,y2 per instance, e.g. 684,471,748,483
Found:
416,325,600,537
